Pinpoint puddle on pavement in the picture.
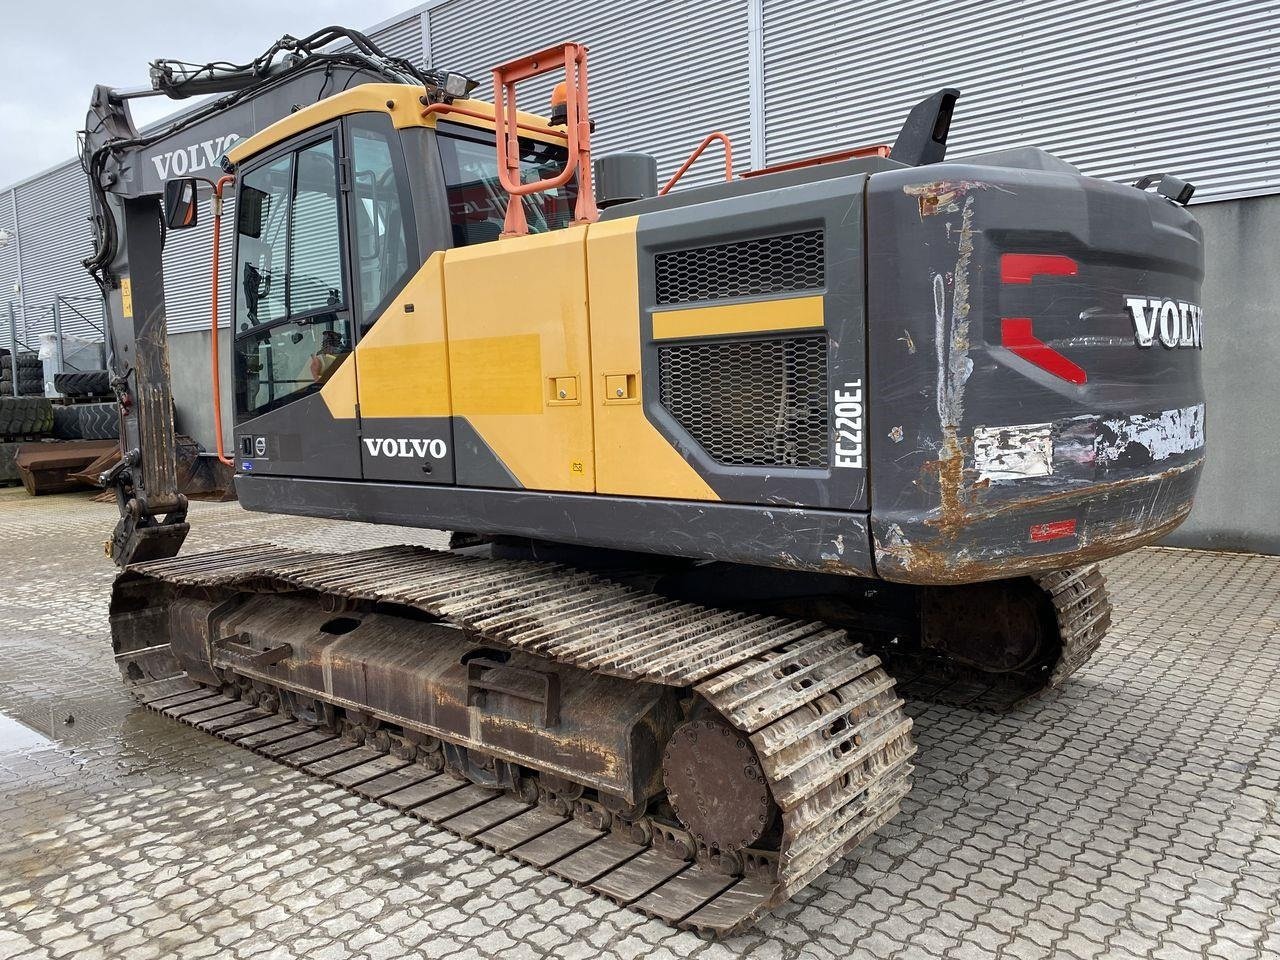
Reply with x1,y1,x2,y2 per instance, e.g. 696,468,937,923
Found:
0,711,55,755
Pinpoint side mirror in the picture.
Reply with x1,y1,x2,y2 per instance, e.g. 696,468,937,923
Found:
163,177,200,230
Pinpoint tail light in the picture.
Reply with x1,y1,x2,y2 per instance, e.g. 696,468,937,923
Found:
999,253,1086,385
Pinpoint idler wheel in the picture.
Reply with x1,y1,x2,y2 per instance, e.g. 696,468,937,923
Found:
662,718,773,853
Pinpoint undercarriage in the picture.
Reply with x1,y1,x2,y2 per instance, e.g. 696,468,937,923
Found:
109,543,1109,935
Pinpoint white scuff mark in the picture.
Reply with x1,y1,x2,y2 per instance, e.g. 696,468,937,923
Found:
834,533,845,556
933,273,948,424
935,196,976,430
973,423,1055,481
1097,403,1205,466
881,523,910,550
874,523,916,570
889,426,905,443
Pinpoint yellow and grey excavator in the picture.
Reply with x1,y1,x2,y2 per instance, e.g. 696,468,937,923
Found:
83,27,1205,933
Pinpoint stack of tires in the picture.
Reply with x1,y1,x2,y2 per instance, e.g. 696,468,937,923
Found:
54,369,111,399
52,402,120,441
51,370,119,442
0,352,44,397
0,396,55,486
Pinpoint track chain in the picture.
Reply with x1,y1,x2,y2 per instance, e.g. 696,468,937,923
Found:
119,544,917,935
885,564,1112,712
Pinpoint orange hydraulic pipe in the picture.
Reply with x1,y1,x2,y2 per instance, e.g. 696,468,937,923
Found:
210,174,234,466
659,132,734,196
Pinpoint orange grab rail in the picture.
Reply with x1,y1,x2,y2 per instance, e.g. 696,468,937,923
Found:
491,42,599,236
659,132,734,196
210,174,234,467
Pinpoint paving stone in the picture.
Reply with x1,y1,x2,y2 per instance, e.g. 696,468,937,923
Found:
0,493,1277,958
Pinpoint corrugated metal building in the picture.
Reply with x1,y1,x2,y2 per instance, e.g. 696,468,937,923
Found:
1,1,1275,549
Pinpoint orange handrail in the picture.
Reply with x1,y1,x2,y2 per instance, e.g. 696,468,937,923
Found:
210,174,234,466
492,42,599,236
740,143,890,179
659,132,734,195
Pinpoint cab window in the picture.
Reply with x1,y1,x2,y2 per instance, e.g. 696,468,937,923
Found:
233,132,350,421
437,122,575,246
350,113,414,333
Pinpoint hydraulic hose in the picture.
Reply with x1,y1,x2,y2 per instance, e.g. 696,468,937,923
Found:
210,175,234,466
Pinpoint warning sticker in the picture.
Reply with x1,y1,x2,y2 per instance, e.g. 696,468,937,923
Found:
120,276,133,319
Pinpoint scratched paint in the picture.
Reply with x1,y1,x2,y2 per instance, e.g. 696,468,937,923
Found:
1097,403,1205,467
973,423,1055,481
903,179,986,219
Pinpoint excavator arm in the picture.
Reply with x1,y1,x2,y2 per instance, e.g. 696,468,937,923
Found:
80,27,467,565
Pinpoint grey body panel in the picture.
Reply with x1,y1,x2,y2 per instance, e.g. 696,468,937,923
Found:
453,418,520,489
634,175,869,509
235,387,360,480
359,416,455,483
236,474,875,577
864,162,1205,583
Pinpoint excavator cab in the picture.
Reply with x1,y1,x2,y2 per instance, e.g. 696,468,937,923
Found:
221,99,590,486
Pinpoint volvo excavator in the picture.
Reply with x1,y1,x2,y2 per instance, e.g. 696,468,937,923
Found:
82,27,1205,934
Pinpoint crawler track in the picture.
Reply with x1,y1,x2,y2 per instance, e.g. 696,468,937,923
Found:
114,545,917,935
886,565,1112,712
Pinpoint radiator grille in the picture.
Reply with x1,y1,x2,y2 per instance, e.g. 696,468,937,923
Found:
658,336,829,468
654,230,825,305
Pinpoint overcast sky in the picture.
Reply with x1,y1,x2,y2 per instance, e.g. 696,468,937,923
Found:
0,0,413,187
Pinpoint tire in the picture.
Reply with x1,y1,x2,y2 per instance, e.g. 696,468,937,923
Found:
51,405,82,440
54,370,111,398
0,376,45,396
0,396,53,438
0,353,41,374
74,401,120,440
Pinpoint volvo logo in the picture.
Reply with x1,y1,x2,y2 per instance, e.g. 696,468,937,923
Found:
1124,297,1203,349
150,133,242,179
362,438,449,460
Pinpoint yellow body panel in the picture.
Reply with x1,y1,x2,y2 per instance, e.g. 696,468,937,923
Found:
444,227,595,492
354,253,452,419
227,85,565,168
319,355,358,420
586,218,719,501
651,295,824,340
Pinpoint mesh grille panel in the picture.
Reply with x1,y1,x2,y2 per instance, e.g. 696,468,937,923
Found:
658,336,829,468
654,230,825,304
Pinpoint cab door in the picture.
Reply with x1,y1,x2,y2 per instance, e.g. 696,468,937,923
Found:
339,112,455,485
231,124,362,480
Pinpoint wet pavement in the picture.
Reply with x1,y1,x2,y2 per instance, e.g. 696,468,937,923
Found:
0,487,1277,960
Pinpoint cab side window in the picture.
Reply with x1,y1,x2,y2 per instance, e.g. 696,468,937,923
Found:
233,133,350,421
436,122,576,246
350,114,414,333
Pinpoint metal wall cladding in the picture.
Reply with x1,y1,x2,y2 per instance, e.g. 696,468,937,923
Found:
762,0,1277,203
0,190,19,341
345,13,426,66
163,194,235,337
12,162,100,341
428,0,753,190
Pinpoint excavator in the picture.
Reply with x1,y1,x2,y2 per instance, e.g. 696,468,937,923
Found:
82,27,1205,934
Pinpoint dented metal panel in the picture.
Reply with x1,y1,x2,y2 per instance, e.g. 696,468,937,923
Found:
866,162,1205,584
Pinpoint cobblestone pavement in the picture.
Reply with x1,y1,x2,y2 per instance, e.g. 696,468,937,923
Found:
0,487,1277,960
